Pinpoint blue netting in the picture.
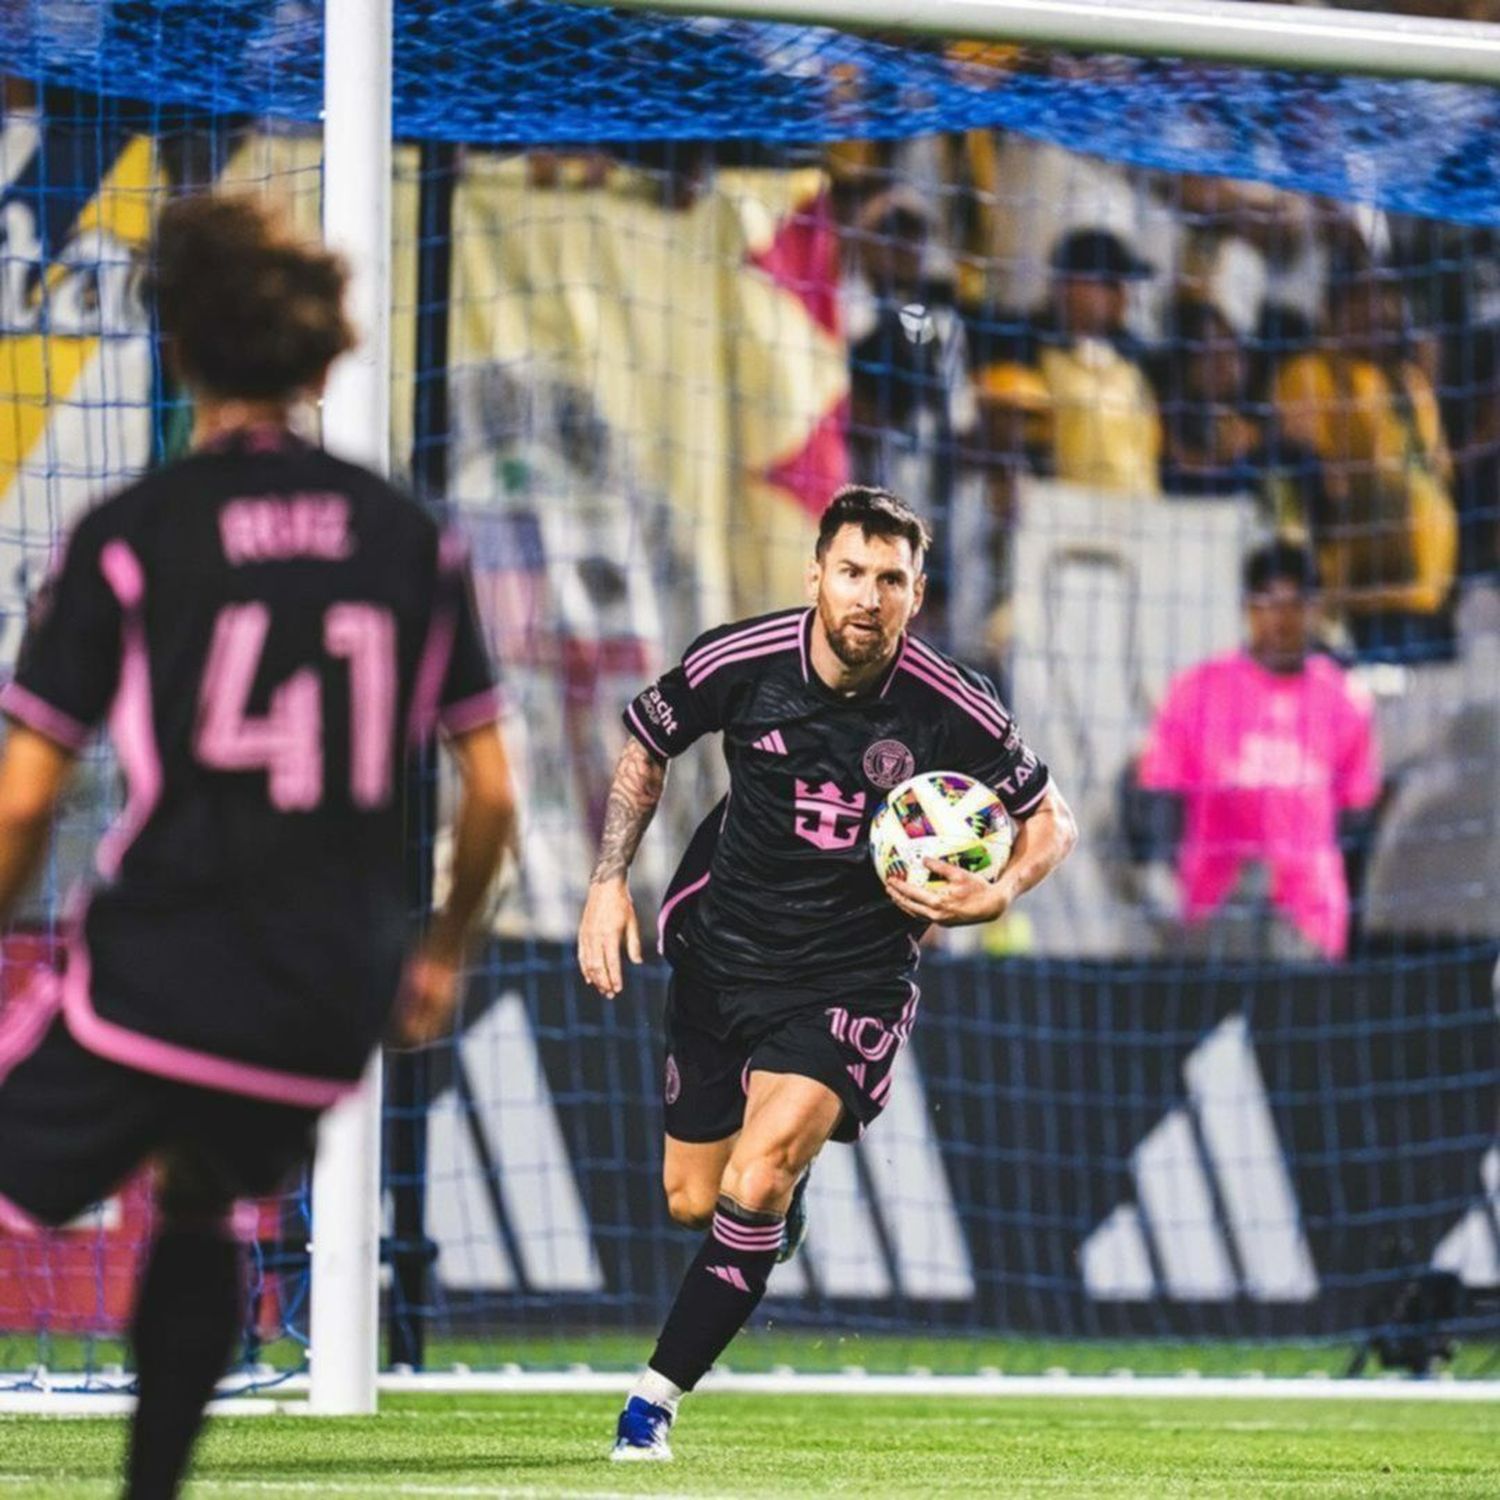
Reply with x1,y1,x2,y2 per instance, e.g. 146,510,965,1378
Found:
4,2,1500,225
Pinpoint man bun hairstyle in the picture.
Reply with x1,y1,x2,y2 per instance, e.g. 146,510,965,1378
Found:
815,484,932,566
148,193,355,400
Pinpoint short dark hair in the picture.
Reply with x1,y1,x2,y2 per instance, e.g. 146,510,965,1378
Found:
815,485,931,567
148,193,354,400
1243,539,1319,596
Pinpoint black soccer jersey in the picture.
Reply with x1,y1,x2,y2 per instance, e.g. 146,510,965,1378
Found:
624,607,1049,996
0,427,498,1105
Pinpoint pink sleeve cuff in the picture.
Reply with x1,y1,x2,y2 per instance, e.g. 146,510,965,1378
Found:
438,687,504,737
0,681,92,753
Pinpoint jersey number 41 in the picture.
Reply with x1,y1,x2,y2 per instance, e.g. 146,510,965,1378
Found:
195,601,396,812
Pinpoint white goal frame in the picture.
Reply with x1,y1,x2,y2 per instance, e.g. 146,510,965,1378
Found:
293,0,1496,1412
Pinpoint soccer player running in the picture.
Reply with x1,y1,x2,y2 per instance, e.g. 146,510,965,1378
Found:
578,486,1076,1459
0,196,515,1499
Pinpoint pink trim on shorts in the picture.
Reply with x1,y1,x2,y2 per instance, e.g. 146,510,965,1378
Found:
62,917,355,1110
657,870,710,953
0,682,92,752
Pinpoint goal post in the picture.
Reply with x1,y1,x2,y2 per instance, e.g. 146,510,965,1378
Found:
309,0,393,1420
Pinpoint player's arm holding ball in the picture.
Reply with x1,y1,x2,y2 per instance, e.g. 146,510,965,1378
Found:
886,688,1077,927
886,782,1077,927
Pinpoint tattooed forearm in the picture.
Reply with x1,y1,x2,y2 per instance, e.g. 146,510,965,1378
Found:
590,737,667,884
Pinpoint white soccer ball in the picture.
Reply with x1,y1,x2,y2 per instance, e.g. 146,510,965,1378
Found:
869,770,1013,890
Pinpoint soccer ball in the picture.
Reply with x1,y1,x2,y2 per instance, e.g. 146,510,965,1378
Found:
869,771,1013,889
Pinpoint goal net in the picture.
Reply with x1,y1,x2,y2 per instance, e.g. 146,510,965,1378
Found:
0,0,1496,1390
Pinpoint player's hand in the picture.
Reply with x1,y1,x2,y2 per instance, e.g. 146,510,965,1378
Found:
577,877,643,998
391,945,463,1047
885,859,1012,928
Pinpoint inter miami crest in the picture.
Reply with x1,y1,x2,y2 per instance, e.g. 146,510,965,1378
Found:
863,739,915,790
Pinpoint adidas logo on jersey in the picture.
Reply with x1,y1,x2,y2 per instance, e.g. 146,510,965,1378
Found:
751,730,788,755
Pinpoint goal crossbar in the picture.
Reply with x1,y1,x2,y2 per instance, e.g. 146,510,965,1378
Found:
563,0,1500,85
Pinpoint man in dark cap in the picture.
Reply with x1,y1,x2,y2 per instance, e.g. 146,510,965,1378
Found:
977,227,1162,495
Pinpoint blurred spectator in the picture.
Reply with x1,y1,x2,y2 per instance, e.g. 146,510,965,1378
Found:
1273,275,1459,661
978,228,1162,496
1453,322,1500,579
1157,298,1326,527
844,186,976,477
843,186,977,638
1130,541,1381,961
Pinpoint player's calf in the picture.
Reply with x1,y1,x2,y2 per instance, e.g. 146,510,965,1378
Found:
127,1149,243,1500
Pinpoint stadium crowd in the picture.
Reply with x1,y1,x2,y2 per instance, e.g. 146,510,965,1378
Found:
829,123,1498,675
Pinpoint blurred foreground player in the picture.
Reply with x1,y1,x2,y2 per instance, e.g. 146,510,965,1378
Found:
578,486,1076,1459
0,196,515,1498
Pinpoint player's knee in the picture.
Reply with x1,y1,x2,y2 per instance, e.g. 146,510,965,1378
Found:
663,1181,717,1230
723,1152,799,1214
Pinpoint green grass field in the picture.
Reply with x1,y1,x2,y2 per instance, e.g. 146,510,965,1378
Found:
9,1330,1500,1379
2,1392,1499,1498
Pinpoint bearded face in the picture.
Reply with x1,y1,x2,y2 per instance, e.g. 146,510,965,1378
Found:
810,525,924,678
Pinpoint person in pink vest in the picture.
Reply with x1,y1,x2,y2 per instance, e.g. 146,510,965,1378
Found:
1135,541,1381,960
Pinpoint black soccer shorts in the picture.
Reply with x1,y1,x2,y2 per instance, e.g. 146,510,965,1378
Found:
661,970,920,1145
0,974,318,1230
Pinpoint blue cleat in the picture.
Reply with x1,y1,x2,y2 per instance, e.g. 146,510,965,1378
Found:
611,1395,675,1461
778,1166,811,1264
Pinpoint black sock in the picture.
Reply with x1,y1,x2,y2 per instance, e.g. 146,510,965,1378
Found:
125,1226,243,1500
649,1194,784,1391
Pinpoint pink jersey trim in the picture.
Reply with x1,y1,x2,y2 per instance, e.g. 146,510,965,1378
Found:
96,546,163,881
1010,780,1050,818
98,538,145,611
62,919,356,1110
684,621,802,687
683,612,802,674
877,635,909,698
904,640,1008,734
440,686,504,737
408,528,470,747
686,636,801,689
798,608,811,682
0,969,62,1088
899,658,1007,738
657,870,711,952
0,681,91,752
408,601,458,749
625,700,669,760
